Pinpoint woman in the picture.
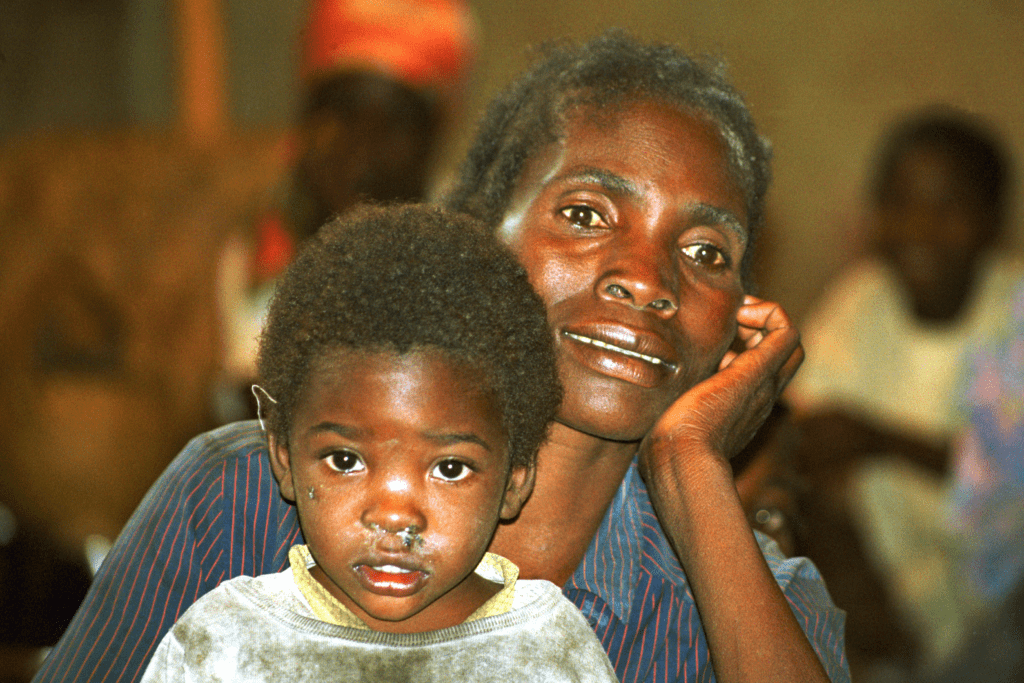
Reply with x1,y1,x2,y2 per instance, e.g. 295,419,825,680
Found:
36,32,847,683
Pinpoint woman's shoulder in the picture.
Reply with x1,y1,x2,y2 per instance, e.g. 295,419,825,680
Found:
169,420,270,477
151,419,287,528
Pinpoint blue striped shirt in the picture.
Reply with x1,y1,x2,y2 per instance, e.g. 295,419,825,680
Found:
35,421,849,683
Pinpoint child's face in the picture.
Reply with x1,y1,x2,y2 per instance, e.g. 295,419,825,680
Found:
270,347,532,633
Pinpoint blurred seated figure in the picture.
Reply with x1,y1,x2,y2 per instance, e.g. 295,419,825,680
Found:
216,0,476,419
786,106,1022,678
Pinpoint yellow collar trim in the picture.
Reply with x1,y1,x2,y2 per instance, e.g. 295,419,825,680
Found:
464,551,518,623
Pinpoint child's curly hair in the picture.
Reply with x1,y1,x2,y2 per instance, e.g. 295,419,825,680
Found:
256,203,561,470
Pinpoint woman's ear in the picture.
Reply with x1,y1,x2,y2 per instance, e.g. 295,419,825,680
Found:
499,464,536,521
268,433,296,502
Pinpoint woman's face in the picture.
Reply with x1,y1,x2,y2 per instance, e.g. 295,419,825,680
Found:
497,100,748,442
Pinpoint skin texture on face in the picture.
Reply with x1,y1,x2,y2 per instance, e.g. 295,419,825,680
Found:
269,347,532,633
496,100,748,443
875,145,997,322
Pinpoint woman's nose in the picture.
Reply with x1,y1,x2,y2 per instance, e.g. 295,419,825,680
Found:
597,239,679,316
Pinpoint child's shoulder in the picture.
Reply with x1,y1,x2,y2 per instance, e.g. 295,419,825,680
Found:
508,578,591,629
508,578,564,608
488,579,619,682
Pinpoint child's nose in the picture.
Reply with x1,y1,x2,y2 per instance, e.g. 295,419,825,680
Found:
360,474,427,539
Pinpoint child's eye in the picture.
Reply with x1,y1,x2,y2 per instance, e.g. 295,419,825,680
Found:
681,243,728,268
561,205,604,228
431,459,471,482
325,449,365,474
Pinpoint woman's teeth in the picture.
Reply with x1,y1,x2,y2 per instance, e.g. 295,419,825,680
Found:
565,332,673,368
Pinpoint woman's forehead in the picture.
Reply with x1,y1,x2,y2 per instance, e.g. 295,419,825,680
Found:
535,102,742,201
553,98,739,175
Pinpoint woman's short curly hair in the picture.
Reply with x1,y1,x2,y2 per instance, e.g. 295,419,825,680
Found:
444,29,772,282
256,203,561,470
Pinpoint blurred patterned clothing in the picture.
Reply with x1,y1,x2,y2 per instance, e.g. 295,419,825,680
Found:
950,281,1024,605
853,278,1024,669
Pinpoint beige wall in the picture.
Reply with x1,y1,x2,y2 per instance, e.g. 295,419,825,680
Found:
443,0,1024,321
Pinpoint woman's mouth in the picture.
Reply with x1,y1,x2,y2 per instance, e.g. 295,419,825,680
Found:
561,328,679,388
563,332,677,370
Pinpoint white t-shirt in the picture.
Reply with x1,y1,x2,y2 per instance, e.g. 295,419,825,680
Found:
140,554,618,683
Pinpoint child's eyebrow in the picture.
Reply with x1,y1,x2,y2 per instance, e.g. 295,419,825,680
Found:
423,432,493,452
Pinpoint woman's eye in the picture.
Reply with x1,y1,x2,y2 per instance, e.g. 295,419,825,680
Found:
561,205,603,228
325,450,365,474
681,243,728,268
431,459,471,482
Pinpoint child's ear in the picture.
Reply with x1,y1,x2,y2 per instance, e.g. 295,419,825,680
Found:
499,464,535,521
268,433,297,503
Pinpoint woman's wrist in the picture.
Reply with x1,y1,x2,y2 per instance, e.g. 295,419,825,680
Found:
640,436,738,557
642,427,732,491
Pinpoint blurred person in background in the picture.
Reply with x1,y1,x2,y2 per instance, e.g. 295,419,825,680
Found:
216,0,477,421
787,106,1022,680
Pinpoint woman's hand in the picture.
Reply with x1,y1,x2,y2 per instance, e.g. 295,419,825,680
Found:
641,295,804,479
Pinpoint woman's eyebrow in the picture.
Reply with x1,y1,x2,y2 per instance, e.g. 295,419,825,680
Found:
689,203,748,244
555,166,641,200
554,167,745,235
553,166,746,243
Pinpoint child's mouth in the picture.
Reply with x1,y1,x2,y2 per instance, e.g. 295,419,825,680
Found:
355,563,428,596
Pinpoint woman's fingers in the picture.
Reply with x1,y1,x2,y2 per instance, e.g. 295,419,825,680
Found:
649,297,804,465
735,295,793,340
779,341,805,389
719,296,803,391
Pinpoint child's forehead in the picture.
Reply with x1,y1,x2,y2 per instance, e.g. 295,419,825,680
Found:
295,345,508,451
310,345,487,383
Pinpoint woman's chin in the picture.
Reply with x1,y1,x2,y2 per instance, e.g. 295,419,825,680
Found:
554,407,652,445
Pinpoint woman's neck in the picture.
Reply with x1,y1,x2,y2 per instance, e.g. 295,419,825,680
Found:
490,422,638,586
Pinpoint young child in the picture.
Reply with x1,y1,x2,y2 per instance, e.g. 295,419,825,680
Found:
139,204,618,682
